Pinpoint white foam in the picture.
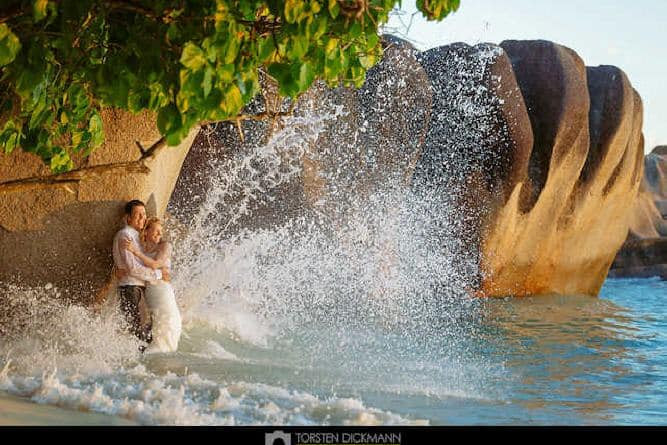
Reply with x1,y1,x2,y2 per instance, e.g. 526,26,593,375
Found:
192,340,240,362
0,363,426,425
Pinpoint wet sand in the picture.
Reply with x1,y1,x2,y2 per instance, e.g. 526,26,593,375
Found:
0,392,136,425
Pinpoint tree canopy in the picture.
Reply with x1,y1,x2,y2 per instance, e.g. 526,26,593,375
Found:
0,0,459,172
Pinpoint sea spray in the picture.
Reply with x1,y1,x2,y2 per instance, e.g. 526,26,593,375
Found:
0,45,510,422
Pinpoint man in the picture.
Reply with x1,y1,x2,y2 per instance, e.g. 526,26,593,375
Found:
112,199,170,344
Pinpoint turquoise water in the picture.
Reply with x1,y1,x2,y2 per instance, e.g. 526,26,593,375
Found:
161,277,666,425
483,277,667,425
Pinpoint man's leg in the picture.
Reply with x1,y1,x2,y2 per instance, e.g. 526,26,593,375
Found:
118,285,151,342
138,294,153,344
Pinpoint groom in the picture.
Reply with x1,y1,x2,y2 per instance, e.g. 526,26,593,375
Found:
112,199,170,344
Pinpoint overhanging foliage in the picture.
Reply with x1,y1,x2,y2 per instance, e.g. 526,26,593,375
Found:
0,0,458,172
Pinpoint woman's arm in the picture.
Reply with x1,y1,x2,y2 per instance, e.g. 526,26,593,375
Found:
121,240,163,269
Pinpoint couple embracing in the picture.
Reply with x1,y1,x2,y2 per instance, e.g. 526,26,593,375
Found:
112,199,181,353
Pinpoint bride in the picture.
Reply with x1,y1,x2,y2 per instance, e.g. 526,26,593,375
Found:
122,217,182,353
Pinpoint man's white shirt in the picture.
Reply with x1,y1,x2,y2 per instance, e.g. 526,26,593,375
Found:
112,225,162,286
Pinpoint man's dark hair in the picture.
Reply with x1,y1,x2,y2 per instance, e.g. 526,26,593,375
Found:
124,199,145,216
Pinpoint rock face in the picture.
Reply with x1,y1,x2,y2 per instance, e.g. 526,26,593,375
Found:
170,37,645,298
412,39,644,296
478,42,644,296
0,36,646,302
0,109,198,303
413,43,533,287
643,146,667,216
169,36,432,233
610,146,667,278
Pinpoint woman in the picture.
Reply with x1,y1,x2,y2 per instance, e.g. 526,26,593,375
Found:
122,217,182,353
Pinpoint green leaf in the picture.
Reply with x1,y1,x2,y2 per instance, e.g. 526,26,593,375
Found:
128,88,150,112
268,62,291,84
284,0,301,23
311,14,328,40
328,0,340,19
157,104,181,136
29,95,51,130
71,129,91,150
49,148,74,173
349,23,362,39
203,66,214,97
297,61,315,92
218,63,235,83
359,53,377,69
224,37,240,65
0,24,22,67
325,38,339,59
4,131,19,154
148,82,169,110
180,43,206,70
1,120,20,154
33,0,49,22
88,111,104,147
258,37,276,62
166,23,181,43
221,84,243,115
366,32,379,51
268,62,300,96
289,35,309,59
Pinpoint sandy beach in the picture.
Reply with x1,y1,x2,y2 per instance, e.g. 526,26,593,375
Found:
0,392,136,426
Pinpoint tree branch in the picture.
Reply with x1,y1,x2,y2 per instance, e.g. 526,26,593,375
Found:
0,160,150,195
0,4,26,24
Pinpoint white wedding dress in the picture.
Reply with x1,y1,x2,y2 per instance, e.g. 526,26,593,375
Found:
144,243,182,353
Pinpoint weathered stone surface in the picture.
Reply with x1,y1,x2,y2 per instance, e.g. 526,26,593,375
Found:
644,146,667,216
610,146,667,278
609,238,667,279
412,42,533,287
169,36,432,231
476,41,644,296
414,42,531,199
0,109,198,303
169,37,645,297
168,72,308,234
2,35,645,302
302,35,432,218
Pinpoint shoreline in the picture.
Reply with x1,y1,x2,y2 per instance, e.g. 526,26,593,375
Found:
0,391,136,426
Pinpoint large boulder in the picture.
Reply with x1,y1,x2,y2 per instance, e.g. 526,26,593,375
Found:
0,109,198,303
170,37,645,298
610,146,667,278
413,42,533,287
477,41,644,296
169,36,432,233
644,146,667,216
416,40,644,296
402,40,654,287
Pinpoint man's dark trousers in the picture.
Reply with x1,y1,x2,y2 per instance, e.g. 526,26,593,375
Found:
118,285,152,343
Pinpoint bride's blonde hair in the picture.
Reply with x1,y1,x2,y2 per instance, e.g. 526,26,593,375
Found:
141,217,163,244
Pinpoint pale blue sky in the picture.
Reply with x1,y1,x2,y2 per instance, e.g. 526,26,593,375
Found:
386,0,666,153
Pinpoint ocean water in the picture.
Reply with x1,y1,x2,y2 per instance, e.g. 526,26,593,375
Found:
1,106,665,426
0,278,665,425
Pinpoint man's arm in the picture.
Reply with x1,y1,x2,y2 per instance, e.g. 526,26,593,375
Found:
118,234,162,283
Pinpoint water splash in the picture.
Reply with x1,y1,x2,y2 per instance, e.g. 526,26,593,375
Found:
0,44,512,423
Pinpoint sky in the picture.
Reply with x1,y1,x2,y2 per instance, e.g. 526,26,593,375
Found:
385,0,666,153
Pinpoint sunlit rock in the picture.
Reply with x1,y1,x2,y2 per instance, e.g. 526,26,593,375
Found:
0,109,198,302
477,41,644,296
610,146,667,278
169,36,432,231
